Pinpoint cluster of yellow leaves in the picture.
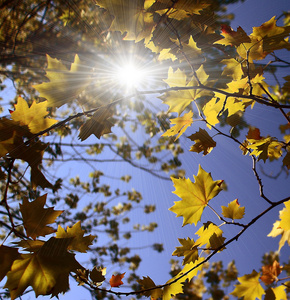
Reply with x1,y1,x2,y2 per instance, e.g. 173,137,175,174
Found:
1,195,96,299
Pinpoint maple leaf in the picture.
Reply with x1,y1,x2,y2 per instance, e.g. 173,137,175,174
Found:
162,111,193,140
251,16,290,54
195,222,225,250
96,0,154,43
231,270,265,300
109,273,125,288
188,128,216,155
160,65,210,115
221,58,243,80
172,237,198,265
16,240,45,252
266,286,287,300
33,54,91,108
89,267,106,286
10,97,57,134
260,260,281,285
222,199,245,220
215,25,251,46
137,276,163,298
78,106,115,141
56,221,96,253
4,238,83,300
0,246,19,282
237,36,266,63
169,165,223,226
20,194,63,239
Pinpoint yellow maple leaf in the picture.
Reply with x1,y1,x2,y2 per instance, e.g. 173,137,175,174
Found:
215,25,251,47
10,97,57,134
172,237,199,265
188,128,216,155
56,221,96,253
267,286,287,300
161,65,209,115
251,16,290,54
169,165,223,226
222,199,245,220
231,270,265,300
20,194,63,239
195,222,225,250
162,111,193,140
221,58,243,81
34,54,91,108
4,238,83,300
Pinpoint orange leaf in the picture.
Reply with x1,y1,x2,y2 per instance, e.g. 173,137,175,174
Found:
109,273,125,288
260,260,281,285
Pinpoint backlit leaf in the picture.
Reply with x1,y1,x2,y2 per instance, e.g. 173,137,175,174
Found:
169,165,223,226
260,260,281,285
78,106,114,141
4,238,83,299
222,199,245,220
195,222,225,250
34,54,91,108
188,128,216,155
10,97,57,134
162,111,193,140
231,270,265,300
0,246,19,282
215,25,251,46
20,194,63,239
56,221,96,253
109,273,125,288
221,58,243,80
137,276,163,298
172,237,199,265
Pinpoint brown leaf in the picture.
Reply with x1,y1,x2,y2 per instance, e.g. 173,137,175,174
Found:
78,106,114,141
20,194,63,239
0,245,19,282
260,261,281,285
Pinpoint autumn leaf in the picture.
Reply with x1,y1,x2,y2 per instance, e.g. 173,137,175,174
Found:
4,238,83,300
16,240,45,252
172,237,199,265
221,58,243,80
109,273,125,288
34,54,91,108
222,199,245,220
20,194,63,239
260,260,281,285
89,267,106,285
160,65,210,115
266,286,287,300
195,222,225,250
137,276,163,298
162,111,193,140
231,270,265,300
10,97,57,134
188,128,216,155
169,165,223,226
78,106,115,141
0,246,19,282
215,25,251,46
56,221,96,253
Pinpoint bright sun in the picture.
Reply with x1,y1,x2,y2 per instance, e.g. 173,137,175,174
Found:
115,61,147,92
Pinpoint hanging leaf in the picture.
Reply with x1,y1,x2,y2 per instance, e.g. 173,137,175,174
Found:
260,260,281,285
162,111,193,140
215,25,251,46
169,165,223,226
172,237,199,265
10,97,57,134
231,270,265,300
20,194,63,239
89,267,106,285
188,128,216,155
222,199,245,220
109,273,125,288
78,106,115,141
137,276,163,298
4,238,83,300
55,221,96,253
34,54,91,108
